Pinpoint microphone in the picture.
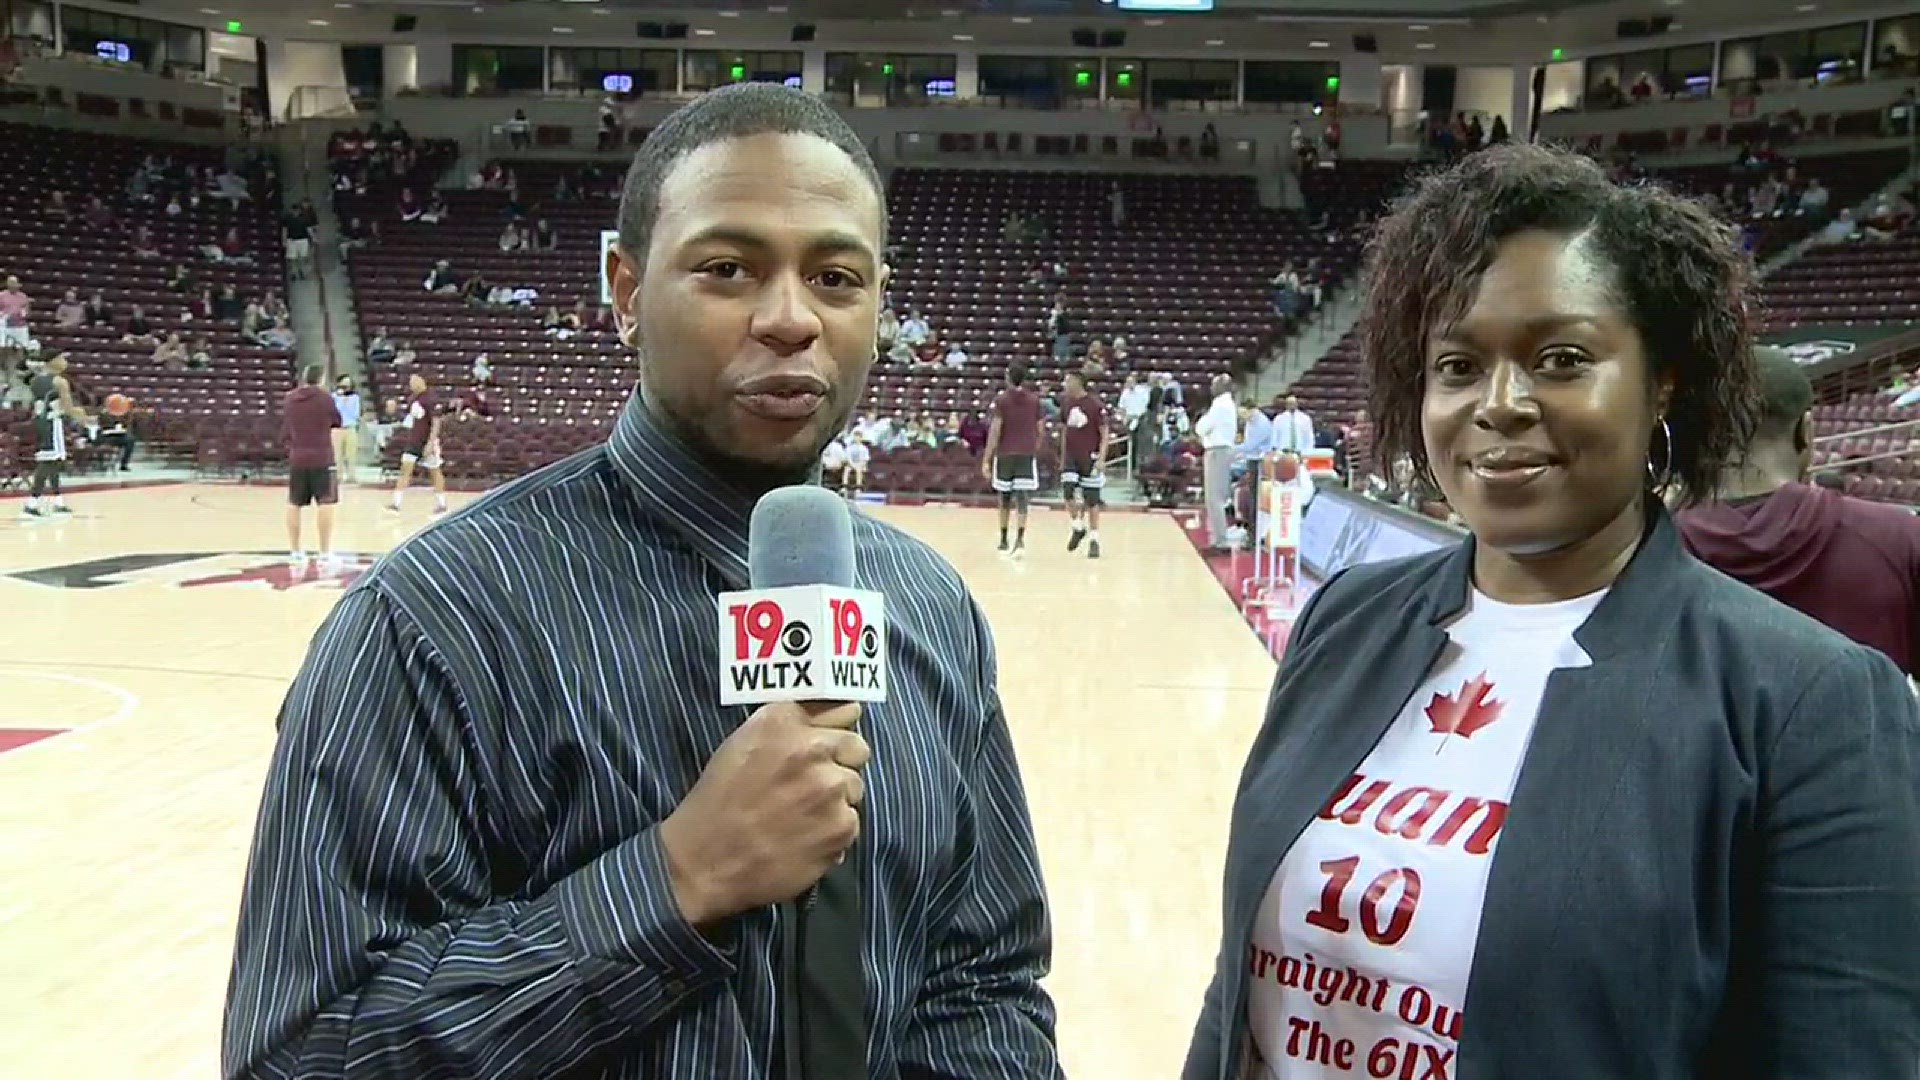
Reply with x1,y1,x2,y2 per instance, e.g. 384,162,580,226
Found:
723,484,879,1079
720,485,887,706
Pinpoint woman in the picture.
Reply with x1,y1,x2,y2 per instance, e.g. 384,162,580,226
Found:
1185,144,1919,1079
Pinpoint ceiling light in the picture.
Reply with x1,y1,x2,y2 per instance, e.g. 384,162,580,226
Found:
308,18,329,25
1205,38,1224,45
1308,40,1329,48
199,6,219,12
591,6,610,12
767,4,788,10
942,8,961,14
953,33,973,40
718,9,740,15
1143,17,1163,25
694,27,717,35
552,26,575,33
333,1,353,7
1662,0,1683,5
1408,24,1430,31
1794,2,1816,8
1012,15,1032,23
1415,42,1436,49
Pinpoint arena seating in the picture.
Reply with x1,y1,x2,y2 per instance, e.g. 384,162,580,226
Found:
339,156,1405,493
0,120,288,481
1763,230,1920,326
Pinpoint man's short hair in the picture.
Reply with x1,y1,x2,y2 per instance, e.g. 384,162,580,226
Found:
302,364,325,385
1752,345,1813,436
1007,361,1030,387
617,83,886,266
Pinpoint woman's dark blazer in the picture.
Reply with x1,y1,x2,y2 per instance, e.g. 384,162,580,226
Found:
1185,502,1920,1080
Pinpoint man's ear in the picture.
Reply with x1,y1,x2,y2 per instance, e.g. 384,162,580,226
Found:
1795,409,1814,455
874,261,892,338
607,243,642,351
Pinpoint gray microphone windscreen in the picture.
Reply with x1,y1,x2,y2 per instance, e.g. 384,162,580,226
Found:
748,485,855,589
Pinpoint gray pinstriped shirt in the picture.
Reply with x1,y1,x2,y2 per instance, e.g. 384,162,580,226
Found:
222,395,1062,1078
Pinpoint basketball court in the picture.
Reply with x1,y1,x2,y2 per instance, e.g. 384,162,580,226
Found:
0,480,1278,1079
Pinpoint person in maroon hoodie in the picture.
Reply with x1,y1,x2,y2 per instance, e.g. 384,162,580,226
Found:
1677,345,1920,674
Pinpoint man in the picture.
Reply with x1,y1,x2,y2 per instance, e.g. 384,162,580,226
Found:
331,374,362,484
224,83,1060,1079
386,371,447,514
1118,373,1150,464
843,431,870,497
282,365,341,564
1194,374,1239,549
1058,371,1110,558
0,274,31,389
982,360,1043,556
22,354,87,518
1678,345,1920,675
1269,393,1314,458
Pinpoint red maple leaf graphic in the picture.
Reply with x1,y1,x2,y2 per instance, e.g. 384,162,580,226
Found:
1425,672,1503,741
179,560,368,592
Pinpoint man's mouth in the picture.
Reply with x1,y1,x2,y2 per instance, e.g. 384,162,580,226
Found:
735,373,830,422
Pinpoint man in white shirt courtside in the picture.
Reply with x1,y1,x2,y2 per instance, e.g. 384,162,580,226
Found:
1195,374,1239,549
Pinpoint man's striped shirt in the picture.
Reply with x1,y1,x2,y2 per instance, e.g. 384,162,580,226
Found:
222,395,1062,1078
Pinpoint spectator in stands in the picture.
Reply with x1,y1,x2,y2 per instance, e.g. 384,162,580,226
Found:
366,327,396,364
120,305,157,345
1200,123,1220,160
391,340,417,367
499,221,526,253
339,216,376,258
213,166,250,207
1110,333,1131,369
420,193,448,225
1109,182,1125,228
130,223,160,258
1678,346,1920,675
1194,373,1239,549
399,187,421,222
899,308,931,347
425,260,458,292
187,336,212,371
1796,177,1829,219
877,305,899,353
42,188,67,219
153,332,188,371
53,289,84,328
82,196,113,231
82,292,111,327
1818,208,1861,244
263,291,290,324
471,353,494,384
165,263,197,293
943,341,969,368
960,411,989,454
0,275,28,383
505,108,532,150
1489,115,1510,144
260,316,297,351
534,219,558,250
1190,140,1920,1080
214,284,243,321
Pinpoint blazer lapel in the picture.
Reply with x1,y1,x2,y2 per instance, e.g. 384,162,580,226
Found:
1221,545,1469,1070
1458,504,1691,1069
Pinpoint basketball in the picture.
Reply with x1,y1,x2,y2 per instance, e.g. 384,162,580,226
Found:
105,393,131,416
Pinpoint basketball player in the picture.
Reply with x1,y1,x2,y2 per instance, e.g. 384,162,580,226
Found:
982,360,1042,555
282,364,341,563
22,354,88,517
388,371,448,514
1058,370,1111,558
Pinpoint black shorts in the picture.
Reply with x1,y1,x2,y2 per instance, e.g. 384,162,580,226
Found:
992,454,1038,493
1060,451,1106,490
289,465,337,507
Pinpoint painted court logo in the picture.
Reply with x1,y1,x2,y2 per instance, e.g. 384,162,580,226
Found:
6,552,376,591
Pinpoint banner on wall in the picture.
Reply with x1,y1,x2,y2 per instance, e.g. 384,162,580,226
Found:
1764,324,1913,367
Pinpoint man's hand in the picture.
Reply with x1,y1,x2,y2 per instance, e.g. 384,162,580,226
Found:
659,702,868,928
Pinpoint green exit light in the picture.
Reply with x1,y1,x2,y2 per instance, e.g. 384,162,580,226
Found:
1115,71,1132,87
730,64,745,80
882,62,894,75
226,20,242,32
1552,47,1564,60
1075,70,1091,87
1326,75,1340,90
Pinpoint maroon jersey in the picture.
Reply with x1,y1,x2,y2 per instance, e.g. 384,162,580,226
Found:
403,389,438,449
1061,392,1106,458
992,387,1043,456
282,385,341,469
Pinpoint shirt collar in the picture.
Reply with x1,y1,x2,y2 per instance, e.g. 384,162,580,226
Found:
605,391,821,590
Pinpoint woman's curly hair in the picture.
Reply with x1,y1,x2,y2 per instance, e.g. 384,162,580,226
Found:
1355,141,1759,508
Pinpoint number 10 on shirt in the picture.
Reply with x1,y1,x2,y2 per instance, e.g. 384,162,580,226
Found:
717,584,889,706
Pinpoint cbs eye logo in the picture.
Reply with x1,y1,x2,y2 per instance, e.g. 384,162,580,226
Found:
781,620,812,656
858,624,879,659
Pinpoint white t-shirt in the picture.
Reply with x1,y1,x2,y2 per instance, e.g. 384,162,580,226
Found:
820,440,848,471
1246,586,1607,1079
845,441,871,470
